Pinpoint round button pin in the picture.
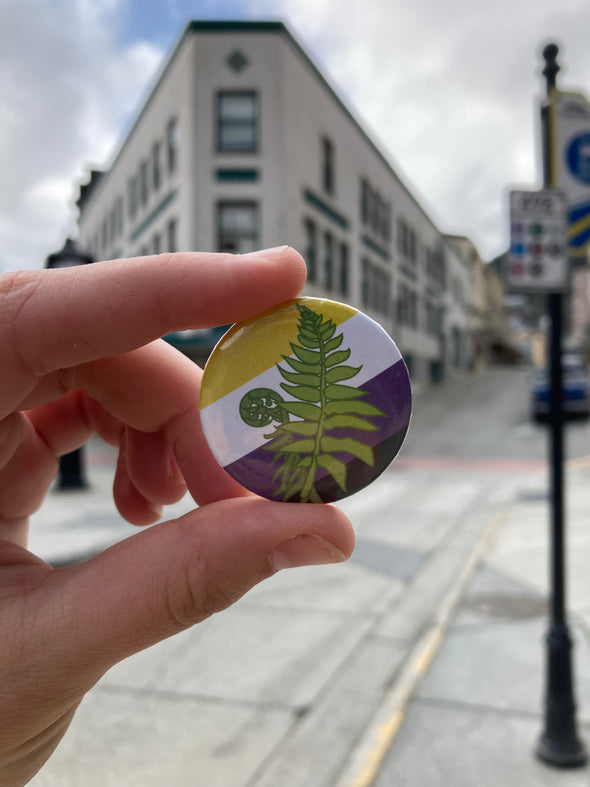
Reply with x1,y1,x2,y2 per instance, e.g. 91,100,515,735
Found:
200,297,412,503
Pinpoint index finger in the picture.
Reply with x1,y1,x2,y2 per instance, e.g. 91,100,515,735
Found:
1,247,306,412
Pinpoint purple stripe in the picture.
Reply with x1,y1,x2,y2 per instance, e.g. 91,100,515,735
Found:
223,359,411,501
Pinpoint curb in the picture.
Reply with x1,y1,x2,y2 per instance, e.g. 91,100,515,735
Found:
333,507,508,787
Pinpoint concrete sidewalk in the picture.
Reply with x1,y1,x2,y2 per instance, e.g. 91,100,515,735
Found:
340,464,590,787
26,438,590,787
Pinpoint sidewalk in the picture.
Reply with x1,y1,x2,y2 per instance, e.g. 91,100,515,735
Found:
26,439,590,786
340,463,590,787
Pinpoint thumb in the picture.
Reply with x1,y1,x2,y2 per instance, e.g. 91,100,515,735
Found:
47,497,354,683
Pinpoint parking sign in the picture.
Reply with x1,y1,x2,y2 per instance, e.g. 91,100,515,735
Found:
508,189,568,291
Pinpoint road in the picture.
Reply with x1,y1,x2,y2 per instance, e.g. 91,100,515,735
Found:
403,364,589,460
28,364,589,787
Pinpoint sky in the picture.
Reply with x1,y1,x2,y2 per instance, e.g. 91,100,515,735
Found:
2,0,590,272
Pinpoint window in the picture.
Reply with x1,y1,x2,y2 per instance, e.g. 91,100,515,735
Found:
321,136,335,194
397,218,417,265
360,177,391,244
453,327,462,368
303,218,317,282
425,301,442,336
109,205,116,244
427,244,447,289
339,243,349,296
217,92,258,152
360,178,369,224
217,202,259,253
139,160,149,207
362,258,390,314
152,233,161,255
324,231,334,290
128,175,138,221
167,117,178,174
152,141,161,191
116,196,124,237
167,218,177,253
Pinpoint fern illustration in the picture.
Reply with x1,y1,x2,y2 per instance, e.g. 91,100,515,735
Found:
240,304,386,502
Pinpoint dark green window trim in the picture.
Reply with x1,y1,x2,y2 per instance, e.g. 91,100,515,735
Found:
302,188,348,230
361,234,389,262
399,264,417,281
215,168,259,182
130,189,177,244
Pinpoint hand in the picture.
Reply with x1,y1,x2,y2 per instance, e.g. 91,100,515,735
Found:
0,248,354,787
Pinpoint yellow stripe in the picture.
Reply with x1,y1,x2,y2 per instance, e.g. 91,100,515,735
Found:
350,712,405,787
567,211,590,242
200,298,357,407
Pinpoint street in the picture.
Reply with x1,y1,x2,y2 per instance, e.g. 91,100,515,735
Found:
403,364,590,461
28,364,590,787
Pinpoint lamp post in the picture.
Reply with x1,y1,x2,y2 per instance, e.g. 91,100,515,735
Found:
44,237,94,490
535,43,587,768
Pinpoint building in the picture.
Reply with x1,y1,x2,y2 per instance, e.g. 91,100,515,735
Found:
446,235,512,368
76,20,473,385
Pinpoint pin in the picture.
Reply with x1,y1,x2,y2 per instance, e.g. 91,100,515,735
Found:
200,297,412,503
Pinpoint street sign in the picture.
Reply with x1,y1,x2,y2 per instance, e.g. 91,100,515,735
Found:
508,188,568,291
551,90,590,260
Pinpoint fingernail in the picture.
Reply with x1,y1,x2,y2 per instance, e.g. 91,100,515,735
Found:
239,246,289,260
270,534,347,571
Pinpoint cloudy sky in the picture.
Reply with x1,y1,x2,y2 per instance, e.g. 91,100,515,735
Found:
2,0,590,272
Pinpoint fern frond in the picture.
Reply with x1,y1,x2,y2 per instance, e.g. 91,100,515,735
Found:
240,303,387,502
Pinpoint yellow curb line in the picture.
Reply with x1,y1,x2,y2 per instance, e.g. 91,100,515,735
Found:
340,509,507,787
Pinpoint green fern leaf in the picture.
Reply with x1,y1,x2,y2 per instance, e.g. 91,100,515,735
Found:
325,349,351,367
325,399,385,417
280,383,321,402
279,439,317,454
277,367,321,388
277,401,322,421
282,355,322,374
290,343,321,365
240,303,387,502
280,421,319,437
325,365,363,383
323,414,378,431
298,332,320,349
324,384,366,400
317,454,347,490
320,436,375,466
324,335,343,353
320,322,336,340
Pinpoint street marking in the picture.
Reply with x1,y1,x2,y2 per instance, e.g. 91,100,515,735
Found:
349,711,405,787
338,509,507,787
413,627,444,676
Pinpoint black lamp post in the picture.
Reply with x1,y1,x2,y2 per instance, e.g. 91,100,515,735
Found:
44,237,94,490
535,43,587,768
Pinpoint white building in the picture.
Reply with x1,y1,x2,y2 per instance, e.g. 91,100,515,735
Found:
76,20,471,384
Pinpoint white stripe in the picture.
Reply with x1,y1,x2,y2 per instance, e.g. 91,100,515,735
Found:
201,313,402,467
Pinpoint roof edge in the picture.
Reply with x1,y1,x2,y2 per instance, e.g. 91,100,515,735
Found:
187,20,286,33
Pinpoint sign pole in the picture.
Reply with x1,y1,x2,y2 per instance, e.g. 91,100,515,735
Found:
535,42,587,768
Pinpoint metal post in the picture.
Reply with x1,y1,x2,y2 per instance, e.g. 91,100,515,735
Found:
56,450,88,490
45,238,94,492
535,42,587,768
